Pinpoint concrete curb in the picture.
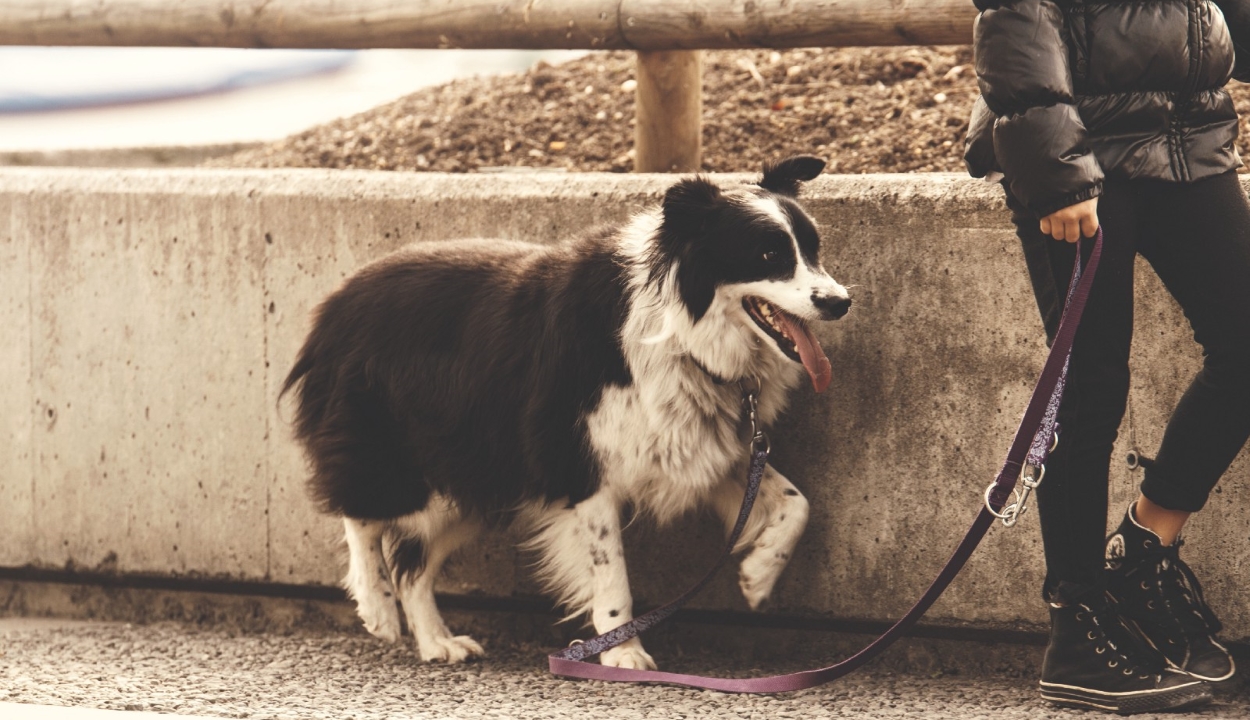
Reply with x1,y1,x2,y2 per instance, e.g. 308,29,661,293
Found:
1,168,1246,642
0,144,259,169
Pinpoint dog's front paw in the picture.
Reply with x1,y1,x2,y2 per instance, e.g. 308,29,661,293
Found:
417,634,485,664
600,640,656,670
738,548,789,611
356,598,403,643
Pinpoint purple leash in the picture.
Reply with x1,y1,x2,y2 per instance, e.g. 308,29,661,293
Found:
551,230,1104,693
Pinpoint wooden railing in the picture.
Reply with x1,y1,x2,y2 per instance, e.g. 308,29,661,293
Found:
1,1,976,171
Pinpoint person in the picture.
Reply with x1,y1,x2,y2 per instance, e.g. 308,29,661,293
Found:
964,0,1250,713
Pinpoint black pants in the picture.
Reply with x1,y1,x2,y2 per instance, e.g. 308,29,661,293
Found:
1005,170,1250,595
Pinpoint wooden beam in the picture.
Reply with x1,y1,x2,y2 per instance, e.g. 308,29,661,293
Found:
634,50,702,173
0,0,975,49
621,0,975,50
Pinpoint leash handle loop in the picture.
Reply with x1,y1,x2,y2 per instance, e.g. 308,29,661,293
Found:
551,229,1104,693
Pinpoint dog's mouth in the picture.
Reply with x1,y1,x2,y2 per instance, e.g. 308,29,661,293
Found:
743,297,832,393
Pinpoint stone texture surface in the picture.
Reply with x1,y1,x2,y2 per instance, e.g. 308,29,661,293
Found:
1,168,1246,643
17,172,270,579
0,188,34,567
0,619,1247,720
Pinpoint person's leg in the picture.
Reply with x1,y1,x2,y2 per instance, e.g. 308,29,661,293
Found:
1133,496,1188,546
1007,183,1213,713
1102,170,1250,681
1136,170,1250,517
1007,181,1140,598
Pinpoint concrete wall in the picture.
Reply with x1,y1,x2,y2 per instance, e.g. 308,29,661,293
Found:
1,168,1247,640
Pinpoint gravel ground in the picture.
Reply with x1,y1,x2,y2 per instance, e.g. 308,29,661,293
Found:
2,620,1247,720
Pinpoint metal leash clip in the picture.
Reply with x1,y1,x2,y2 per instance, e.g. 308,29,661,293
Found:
984,429,1057,527
984,463,1046,527
740,376,771,456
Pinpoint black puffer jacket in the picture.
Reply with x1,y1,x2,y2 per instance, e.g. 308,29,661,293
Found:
965,0,1250,217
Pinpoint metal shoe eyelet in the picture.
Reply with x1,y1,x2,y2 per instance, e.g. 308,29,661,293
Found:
1140,581,1150,590
1096,647,1106,654
1074,612,1085,621
1123,668,1134,675
1147,601,1156,609
1109,660,1119,668
1144,540,1153,548
1087,631,1097,640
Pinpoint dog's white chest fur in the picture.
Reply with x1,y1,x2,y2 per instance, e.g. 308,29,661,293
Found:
583,213,806,524
585,371,742,524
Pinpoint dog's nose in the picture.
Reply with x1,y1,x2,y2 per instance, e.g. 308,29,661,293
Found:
812,294,852,320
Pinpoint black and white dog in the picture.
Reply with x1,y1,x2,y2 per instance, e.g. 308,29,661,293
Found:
283,156,851,669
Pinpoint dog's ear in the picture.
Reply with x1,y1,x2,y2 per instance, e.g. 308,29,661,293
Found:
759,155,826,197
661,176,723,232
658,177,722,323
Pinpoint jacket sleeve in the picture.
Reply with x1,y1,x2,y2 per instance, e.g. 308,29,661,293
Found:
1214,0,1250,82
974,0,1104,217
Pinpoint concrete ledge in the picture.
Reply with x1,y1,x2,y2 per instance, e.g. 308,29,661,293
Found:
1,168,1246,642
0,144,258,169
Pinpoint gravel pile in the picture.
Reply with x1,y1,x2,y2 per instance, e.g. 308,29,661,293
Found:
3,621,1248,720
213,46,1250,176
213,47,978,174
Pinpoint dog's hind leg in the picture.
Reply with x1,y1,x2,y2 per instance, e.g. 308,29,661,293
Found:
342,517,403,643
387,495,485,663
711,463,809,610
525,492,657,670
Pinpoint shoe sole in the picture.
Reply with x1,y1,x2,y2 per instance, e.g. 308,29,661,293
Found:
1040,680,1212,715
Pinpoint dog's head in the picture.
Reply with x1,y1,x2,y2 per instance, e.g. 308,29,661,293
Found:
652,155,850,392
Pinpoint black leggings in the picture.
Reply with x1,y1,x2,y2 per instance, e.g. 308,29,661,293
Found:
1005,170,1250,594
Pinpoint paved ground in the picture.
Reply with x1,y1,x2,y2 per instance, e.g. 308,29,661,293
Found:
1,619,1247,720
0,701,207,719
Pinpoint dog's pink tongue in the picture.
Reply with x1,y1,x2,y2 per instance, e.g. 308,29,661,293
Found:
776,313,832,393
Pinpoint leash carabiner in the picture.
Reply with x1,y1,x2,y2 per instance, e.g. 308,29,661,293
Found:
985,463,1045,527
740,375,770,455
985,427,1056,527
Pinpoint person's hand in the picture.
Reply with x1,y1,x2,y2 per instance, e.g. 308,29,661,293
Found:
1040,197,1099,243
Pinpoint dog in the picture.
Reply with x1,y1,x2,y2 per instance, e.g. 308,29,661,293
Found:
281,156,852,669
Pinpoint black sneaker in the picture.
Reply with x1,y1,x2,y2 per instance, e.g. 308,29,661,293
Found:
1039,595,1212,714
1106,505,1235,682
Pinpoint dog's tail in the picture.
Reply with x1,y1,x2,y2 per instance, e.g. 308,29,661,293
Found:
280,345,315,404
278,336,327,447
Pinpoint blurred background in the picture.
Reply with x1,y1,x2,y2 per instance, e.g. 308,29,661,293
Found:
0,47,584,164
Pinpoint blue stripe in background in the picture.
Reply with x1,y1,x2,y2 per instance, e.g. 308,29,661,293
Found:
0,47,355,113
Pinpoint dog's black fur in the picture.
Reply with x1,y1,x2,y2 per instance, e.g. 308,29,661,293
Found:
282,157,831,524
283,235,633,520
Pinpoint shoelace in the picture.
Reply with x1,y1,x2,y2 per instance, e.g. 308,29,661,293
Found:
1156,541,1223,638
1077,602,1161,679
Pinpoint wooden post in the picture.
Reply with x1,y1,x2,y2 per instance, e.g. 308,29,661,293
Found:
634,50,702,173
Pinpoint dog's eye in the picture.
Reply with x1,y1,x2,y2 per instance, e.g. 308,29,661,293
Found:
762,250,779,262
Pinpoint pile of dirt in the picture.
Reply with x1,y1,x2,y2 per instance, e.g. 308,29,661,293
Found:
215,46,1250,174
213,47,977,174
